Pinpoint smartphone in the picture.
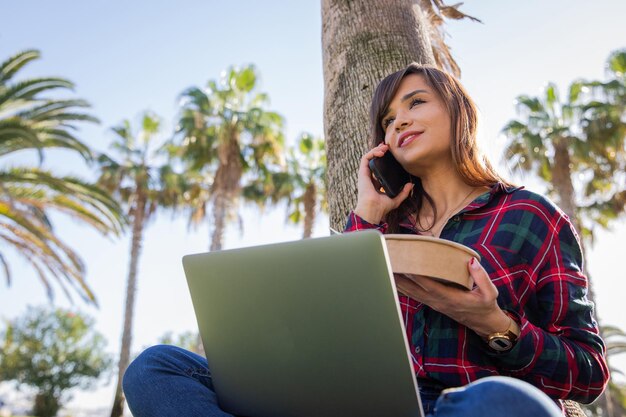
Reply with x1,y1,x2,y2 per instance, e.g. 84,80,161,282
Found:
368,151,411,198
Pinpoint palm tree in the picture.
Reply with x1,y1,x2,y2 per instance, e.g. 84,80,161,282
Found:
0,49,124,303
501,82,584,232
96,112,184,417
244,133,327,238
172,65,285,251
502,50,626,244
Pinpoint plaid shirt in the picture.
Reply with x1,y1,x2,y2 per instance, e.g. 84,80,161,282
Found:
344,183,609,404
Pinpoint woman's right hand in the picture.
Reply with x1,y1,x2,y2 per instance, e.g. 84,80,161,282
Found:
354,143,414,225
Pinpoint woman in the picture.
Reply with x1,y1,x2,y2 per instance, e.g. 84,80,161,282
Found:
345,63,609,414
122,64,608,417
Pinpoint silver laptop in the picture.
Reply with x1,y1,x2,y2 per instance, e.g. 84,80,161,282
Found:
183,230,424,417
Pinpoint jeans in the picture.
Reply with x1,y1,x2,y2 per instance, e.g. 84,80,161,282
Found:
123,345,563,417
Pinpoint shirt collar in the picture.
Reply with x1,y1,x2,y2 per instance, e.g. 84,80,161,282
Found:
398,182,523,232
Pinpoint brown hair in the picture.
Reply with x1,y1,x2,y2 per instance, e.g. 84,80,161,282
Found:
369,63,511,233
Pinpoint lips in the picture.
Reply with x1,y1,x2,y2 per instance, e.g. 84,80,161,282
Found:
398,131,423,148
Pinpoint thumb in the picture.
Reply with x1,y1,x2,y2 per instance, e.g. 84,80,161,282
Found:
391,182,414,208
468,257,497,295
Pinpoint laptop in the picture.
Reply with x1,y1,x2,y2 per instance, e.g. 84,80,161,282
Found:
183,230,424,417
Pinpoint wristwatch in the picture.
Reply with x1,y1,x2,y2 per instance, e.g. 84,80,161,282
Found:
486,314,520,352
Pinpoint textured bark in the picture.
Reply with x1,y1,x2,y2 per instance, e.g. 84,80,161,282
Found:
551,138,599,301
552,138,615,417
302,183,317,238
210,131,243,251
110,195,147,417
322,0,435,230
210,191,228,251
552,138,580,232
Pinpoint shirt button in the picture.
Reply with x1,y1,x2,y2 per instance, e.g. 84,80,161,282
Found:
414,346,421,354
452,215,461,222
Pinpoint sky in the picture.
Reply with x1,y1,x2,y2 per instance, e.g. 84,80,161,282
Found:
1,0,625,414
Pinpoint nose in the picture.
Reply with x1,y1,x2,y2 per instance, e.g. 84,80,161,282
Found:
394,111,412,132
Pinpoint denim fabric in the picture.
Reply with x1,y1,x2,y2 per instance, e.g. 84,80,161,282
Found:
432,376,562,417
123,345,235,417
124,345,563,417
417,377,446,415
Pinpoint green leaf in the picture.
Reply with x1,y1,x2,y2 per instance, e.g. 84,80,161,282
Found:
545,83,558,105
235,66,257,92
607,49,626,77
568,81,583,103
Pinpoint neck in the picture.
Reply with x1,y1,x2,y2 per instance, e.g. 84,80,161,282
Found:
419,168,474,215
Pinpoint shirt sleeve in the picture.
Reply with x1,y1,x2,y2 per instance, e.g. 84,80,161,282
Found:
343,211,389,234
482,213,609,403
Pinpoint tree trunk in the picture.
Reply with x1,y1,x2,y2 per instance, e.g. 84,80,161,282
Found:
322,0,435,231
33,392,60,417
552,138,600,300
210,131,242,251
110,196,147,417
210,191,228,251
302,183,317,238
553,138,615,417
552,138,580,233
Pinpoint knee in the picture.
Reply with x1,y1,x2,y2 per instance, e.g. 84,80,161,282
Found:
435,376,562,417
123,344,183,396
461,376,541,400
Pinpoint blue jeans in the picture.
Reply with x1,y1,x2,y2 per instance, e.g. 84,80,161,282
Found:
123,345,563,417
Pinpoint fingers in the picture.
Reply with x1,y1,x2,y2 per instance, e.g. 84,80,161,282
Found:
395,274,449,306
355,143,411,223
359,143,388,168
468,258,498,297
394,274,428,300
364,142,389,161
358,143,387,179
398,261,503,335
360,144,413,201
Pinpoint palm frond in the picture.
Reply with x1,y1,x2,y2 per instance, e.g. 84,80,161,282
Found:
0,48,125,304
0,49,40,84
418,0,481,77
0,78,75,108
0,253,11,285
0,118,44,160
2,168,125,232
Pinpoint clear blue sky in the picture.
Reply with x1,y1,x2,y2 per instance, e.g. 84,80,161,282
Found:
1,1,625,413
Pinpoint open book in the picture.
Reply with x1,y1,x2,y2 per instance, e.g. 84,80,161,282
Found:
384,234,480,291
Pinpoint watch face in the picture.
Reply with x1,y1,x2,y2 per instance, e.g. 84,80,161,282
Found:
488,336,514,352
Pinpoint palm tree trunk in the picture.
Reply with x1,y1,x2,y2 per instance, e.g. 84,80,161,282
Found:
210,191,228,251
322,0,435,231
552,139,599,300
302,183,317,238
110,196,147,417
552,139,580,232
553,138,615,417
210,131,243,251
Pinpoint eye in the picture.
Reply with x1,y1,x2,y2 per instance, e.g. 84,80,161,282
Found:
410,98,425,108
382,116,395,129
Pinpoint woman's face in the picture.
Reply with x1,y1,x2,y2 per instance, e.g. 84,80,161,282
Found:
380,74,452,173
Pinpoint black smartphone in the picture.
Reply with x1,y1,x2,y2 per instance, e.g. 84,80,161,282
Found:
368,151,411,198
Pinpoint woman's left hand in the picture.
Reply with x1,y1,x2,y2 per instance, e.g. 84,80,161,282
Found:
394,258,511,337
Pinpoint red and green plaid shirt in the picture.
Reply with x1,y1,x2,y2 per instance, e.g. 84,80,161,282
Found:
344,183,609,404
